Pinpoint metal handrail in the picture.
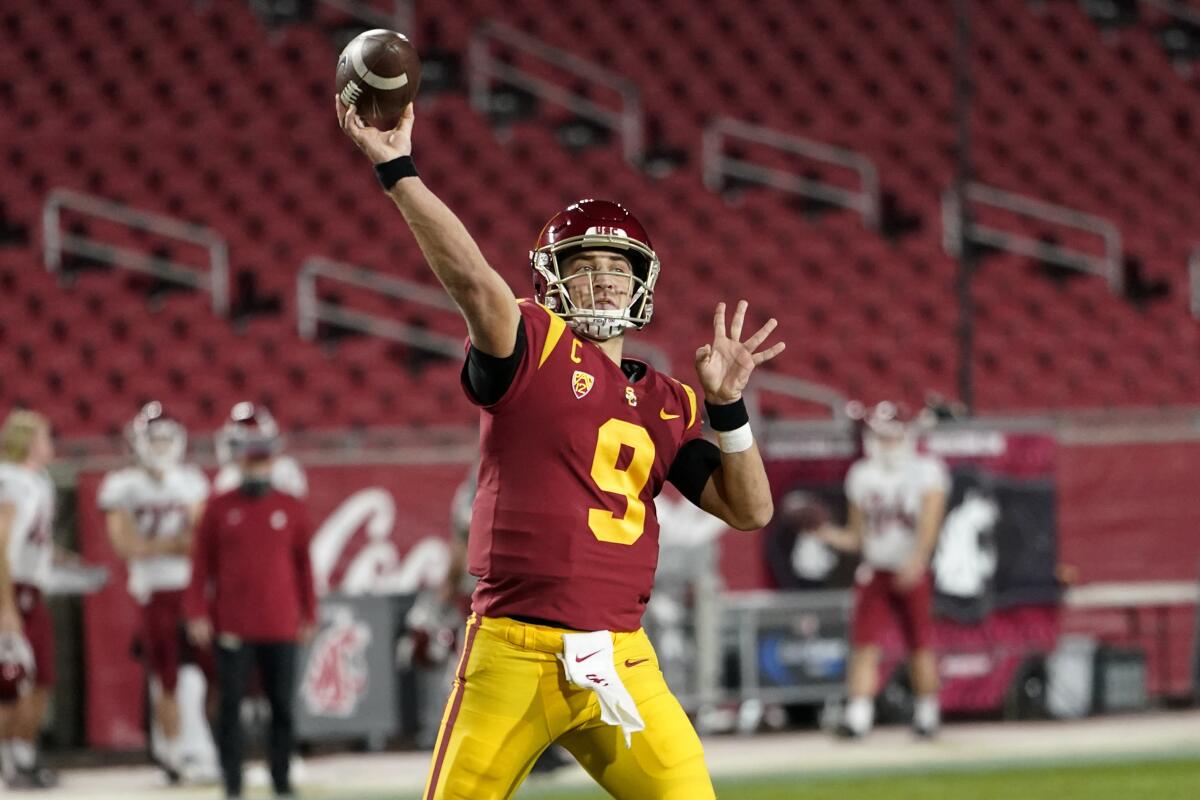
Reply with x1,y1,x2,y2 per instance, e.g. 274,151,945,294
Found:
318,0,413,33
701,117,882,231
42,188,230,315
467,21,644,165
299,256,675,371
744,372,850,423
942,182,1124,293
1191,247,1200,319
297,257,462,356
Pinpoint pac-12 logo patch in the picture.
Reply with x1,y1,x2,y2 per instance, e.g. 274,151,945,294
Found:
572,370,595,399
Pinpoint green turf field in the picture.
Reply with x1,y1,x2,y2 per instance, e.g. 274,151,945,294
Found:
482,756,1200,800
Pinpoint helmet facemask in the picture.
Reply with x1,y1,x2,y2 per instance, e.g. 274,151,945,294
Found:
859,401,923,471
533,241,660,342
128,402,186,473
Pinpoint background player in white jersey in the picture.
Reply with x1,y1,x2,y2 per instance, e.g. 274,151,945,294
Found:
213,403,307,498
98,402,215,782
0,410,59,788
815,402,949,738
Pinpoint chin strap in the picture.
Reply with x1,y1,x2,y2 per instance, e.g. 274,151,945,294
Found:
567,313,634,342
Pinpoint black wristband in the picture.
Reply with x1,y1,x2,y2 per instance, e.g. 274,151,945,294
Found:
374,155,419,190
704,398,750,432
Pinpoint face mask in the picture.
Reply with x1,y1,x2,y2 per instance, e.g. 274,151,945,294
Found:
240,475,272,498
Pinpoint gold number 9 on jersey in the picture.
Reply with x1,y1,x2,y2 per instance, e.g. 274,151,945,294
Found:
588,419,656,545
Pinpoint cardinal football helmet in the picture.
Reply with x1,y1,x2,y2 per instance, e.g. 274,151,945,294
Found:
126,401,186,472
0,632,35,702
215,402,282,464
531,199,660,341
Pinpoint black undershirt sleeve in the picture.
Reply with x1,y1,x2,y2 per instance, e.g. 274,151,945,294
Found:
462,323,528,406
667,437,723,508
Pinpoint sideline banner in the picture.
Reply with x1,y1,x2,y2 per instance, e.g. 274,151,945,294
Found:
754,432,1060,713
762,432,1059,612
296,594,399,746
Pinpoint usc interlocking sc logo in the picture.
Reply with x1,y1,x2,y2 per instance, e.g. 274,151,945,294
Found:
300,614,372,718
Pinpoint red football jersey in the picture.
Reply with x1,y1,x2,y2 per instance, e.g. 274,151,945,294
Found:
465,300,704,632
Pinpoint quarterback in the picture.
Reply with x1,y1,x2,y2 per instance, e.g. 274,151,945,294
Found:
816,402,949,738
98,402,214,781
339,99,784,799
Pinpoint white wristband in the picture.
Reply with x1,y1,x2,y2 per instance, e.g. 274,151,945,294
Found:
717,423,754,454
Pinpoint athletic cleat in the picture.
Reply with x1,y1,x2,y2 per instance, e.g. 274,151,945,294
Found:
6,764,59,789
150,752,181,786
913,722,940,739
835,722,866,740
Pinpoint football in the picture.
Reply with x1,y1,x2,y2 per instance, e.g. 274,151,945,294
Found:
780,490,830,533
335,29,421,130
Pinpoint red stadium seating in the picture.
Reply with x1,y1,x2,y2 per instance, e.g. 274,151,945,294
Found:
0,0,1197,438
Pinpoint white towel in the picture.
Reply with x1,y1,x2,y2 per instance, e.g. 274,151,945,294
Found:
557,630,646,748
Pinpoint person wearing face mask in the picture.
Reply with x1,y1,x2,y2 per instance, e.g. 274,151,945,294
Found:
184,403,316,800
212,405,308,500
813,401,949,740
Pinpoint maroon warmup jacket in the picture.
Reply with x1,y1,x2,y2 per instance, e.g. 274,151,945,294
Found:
185,488,316,641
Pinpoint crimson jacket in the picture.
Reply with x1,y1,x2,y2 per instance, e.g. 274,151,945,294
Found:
185,487,316,641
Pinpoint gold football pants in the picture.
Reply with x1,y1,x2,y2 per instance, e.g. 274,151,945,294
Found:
422,614,715,800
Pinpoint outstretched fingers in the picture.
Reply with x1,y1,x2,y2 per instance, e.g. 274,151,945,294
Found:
752,341,787,366
712,302,727,341
743,317,778,352
729,299,748,342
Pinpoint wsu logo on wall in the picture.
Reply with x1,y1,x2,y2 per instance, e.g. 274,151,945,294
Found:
301,610,372,718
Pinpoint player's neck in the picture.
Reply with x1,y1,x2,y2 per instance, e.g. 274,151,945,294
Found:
593,334,624,366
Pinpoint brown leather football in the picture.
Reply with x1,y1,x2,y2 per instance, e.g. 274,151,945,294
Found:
335,29,421,130
780,490,830,533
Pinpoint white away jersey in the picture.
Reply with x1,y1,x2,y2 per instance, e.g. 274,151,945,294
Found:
98,465,209,600
845,454,950,569
0,464,55,589
213,456,307,498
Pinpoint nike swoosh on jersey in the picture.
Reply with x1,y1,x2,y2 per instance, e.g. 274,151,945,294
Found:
624,658,649,667
659,409,680,420
575,649,602,663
